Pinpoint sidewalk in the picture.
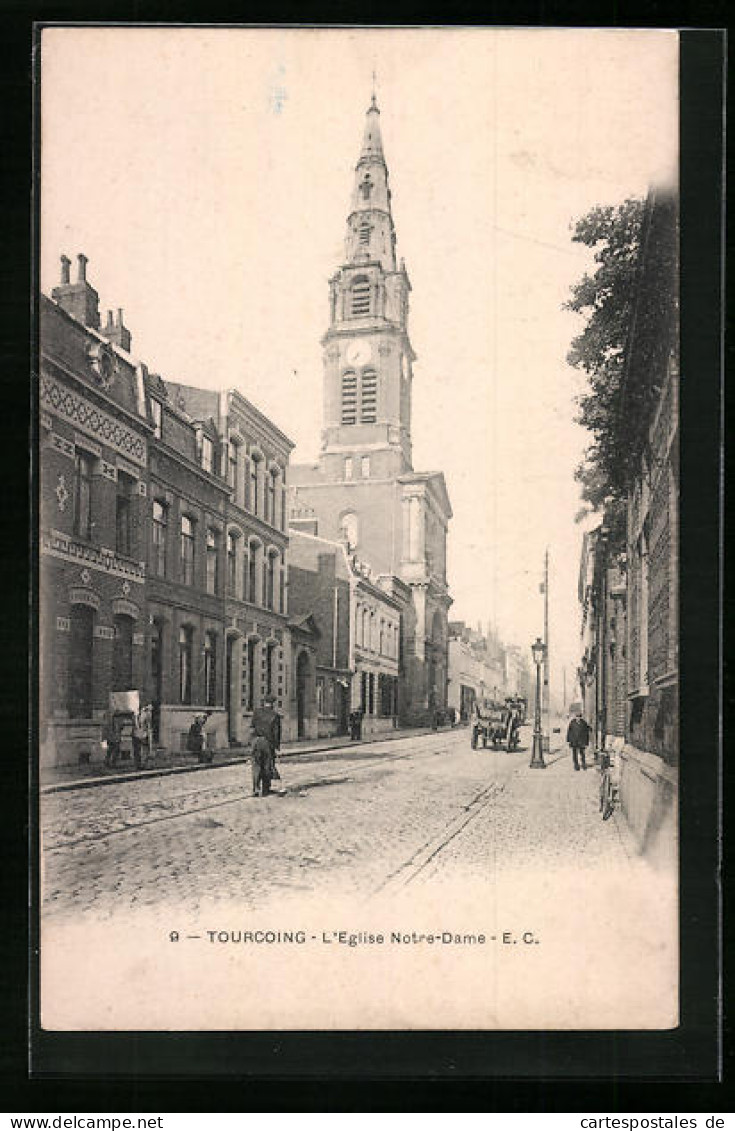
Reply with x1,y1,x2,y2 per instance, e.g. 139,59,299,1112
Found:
39,721,457,794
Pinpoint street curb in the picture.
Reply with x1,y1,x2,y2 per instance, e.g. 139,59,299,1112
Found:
40,724,458,795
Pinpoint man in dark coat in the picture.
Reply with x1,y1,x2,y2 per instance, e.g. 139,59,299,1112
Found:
566,710,592,770
251,694,282,796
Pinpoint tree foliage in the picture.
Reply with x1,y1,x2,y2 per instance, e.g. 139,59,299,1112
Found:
565,197,645,516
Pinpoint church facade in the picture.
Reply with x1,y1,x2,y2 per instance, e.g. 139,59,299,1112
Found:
290,95,452,725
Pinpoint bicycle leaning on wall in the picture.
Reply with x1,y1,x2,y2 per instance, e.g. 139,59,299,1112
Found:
598,749,619,821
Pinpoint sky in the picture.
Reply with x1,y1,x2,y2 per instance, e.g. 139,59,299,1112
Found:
40,27,678,704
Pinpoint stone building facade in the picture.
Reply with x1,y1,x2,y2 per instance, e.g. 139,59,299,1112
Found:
620,197,679,866
289,95,453,724
578,525,628,749
39,257,152,767
288,528,403,738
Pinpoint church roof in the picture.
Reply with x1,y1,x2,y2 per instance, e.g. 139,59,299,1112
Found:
398,469,453,520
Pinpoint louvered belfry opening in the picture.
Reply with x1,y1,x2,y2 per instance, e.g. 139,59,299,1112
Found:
351,277,370,316
361,370,377,423
341,372,357,424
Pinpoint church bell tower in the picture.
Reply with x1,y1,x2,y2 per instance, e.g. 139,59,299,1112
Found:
320,94,415,480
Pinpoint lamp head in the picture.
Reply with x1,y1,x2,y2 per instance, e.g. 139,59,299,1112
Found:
531,637,546,666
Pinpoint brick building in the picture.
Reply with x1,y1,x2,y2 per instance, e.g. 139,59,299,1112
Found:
39,255,303,763
142,375,229,753
289,95,453,725
165,385,305,742
39,256,152,766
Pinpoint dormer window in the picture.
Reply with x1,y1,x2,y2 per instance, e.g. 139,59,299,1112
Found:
201,435,214,474
360,174,373,200
150,398,162,440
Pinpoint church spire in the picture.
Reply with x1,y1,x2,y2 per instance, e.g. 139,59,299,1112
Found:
360,87,384,162
346,91,395,271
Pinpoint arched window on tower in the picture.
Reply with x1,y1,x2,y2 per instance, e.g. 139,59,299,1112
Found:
341,372,357,425
360,370,377,423
350,276,371,317
358,222,371,246
340,512,359,551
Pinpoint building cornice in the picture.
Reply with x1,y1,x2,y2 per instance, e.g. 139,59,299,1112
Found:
225,388,295,454
42,351,153,437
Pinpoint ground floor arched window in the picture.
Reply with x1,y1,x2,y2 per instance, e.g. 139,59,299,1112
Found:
68,604,94,717
179,626,193,704
112,614,134,691
246,638,259,711
204,631,217,707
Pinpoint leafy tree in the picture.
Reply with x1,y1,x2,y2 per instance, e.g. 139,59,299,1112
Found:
564,197,645,519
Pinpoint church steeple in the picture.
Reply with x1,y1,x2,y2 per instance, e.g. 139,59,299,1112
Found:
321,95,415,477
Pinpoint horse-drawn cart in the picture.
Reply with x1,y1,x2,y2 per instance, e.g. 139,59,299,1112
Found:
471,700,521,752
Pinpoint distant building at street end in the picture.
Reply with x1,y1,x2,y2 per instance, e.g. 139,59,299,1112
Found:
288,527,405,739
576,187,678,867
289,94,453,726
447,621,531,722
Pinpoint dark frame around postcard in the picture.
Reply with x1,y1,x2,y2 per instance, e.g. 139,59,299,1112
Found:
4,13,723,1105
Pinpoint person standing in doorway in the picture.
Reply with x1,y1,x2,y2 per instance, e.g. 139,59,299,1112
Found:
132,704,152,769
566,710,592,771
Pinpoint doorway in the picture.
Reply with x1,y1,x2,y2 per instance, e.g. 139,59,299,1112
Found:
296,651,309,739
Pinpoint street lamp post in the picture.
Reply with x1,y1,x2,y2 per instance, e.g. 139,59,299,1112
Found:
530,636,546,769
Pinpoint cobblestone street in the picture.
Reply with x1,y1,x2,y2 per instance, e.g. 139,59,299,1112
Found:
41,726,678,1031
43,726,645,919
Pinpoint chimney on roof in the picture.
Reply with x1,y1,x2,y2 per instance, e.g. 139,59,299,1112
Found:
100,306,131,353
51,252,100,329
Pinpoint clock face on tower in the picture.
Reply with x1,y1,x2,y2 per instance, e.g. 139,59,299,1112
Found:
345,340,371,367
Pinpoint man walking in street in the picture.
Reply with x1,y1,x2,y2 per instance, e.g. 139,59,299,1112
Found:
566,709,592,771
250,694,282,796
